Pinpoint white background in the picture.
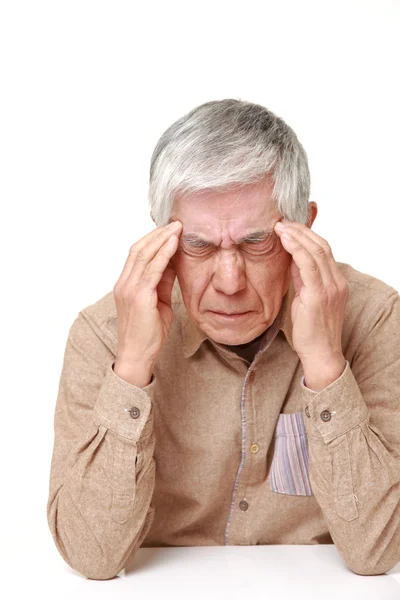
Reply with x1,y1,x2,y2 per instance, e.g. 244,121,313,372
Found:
1,0,399,589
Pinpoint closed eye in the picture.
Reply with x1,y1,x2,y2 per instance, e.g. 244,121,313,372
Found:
181,232,279,253
183,241,276,255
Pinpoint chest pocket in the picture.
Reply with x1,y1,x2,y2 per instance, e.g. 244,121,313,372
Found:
270,411,314,496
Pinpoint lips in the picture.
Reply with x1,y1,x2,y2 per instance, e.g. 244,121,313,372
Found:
212,311,248,315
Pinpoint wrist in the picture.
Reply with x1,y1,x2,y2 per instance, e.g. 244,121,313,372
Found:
302,355,346,392
113,359,154,388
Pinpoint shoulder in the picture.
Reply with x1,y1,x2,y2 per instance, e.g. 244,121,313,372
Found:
338,262,398,298
66,289,118,356
338,261,399,339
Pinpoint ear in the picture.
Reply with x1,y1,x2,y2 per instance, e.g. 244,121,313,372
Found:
306,201,318,228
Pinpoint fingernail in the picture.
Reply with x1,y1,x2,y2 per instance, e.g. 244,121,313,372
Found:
275,222,286,229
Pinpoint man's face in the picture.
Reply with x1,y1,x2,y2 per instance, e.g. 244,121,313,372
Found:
170,177,293,345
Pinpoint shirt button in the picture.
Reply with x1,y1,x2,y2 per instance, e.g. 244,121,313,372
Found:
250,443,260,454
320,410,331,422
129,406,141,419
305,406,310,418
239,500,249,511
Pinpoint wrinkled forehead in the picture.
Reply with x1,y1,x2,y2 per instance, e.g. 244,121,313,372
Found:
171,181,279,237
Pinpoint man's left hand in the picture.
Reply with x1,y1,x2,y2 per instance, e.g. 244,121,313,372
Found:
274,220,349,391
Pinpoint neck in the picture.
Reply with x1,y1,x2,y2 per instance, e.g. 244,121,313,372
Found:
224,329,267,348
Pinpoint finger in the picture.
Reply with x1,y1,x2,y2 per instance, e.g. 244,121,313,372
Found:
156,259,178,307
289,257,303,295
280,232,325,291
118,222,182,286
278,225,336,287
286,225,346,289
136,233,180,293
116,225,164,284
282,223,337,265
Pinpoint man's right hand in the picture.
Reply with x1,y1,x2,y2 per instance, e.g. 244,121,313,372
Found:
113,220,183,386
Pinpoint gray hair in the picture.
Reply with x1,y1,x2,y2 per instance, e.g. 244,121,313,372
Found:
148,99,311,227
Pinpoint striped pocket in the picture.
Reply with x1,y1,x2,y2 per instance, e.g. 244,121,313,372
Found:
270,411,314,496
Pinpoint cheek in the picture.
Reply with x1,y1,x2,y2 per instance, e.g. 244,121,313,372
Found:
247,251,290,291
173,254,210,296
174,252,206,275
267,244,292,271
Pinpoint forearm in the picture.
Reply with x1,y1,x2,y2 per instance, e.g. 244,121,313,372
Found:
47,357,157,580
300,360,400,575
47,421,156,580
307,416,400,575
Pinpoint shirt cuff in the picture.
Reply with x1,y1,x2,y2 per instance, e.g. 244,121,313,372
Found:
299,360,369,443
93,360,156,443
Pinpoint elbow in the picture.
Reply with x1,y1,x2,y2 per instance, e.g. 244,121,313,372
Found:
49,533,124,581
348,564,388,576
346,547,400,576
346,556,394,577
47,497,123,581
82,566,122,580
53,545,124,580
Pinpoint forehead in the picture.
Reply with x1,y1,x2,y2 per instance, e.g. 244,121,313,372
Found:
172,179,278,236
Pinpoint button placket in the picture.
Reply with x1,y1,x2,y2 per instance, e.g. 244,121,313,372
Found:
224,366,256,544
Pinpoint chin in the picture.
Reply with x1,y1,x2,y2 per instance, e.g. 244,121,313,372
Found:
208,325,259,346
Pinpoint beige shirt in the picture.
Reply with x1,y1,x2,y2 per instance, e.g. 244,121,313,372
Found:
46,261,400,580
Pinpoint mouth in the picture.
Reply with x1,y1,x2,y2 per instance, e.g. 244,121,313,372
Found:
209,311,251,320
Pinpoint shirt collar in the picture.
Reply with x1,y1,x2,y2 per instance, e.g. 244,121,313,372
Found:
178,278,295,358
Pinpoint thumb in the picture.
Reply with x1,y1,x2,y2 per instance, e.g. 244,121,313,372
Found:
290,258,303,297
156,262,177,307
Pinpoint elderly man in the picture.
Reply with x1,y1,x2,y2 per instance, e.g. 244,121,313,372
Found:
47,99,400,580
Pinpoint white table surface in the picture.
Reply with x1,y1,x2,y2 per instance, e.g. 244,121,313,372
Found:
6,540,400,600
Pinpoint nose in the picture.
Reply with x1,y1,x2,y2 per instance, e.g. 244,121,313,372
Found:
211,250,247,296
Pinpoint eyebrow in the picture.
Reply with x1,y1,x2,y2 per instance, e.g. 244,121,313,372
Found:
181,229,276,246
